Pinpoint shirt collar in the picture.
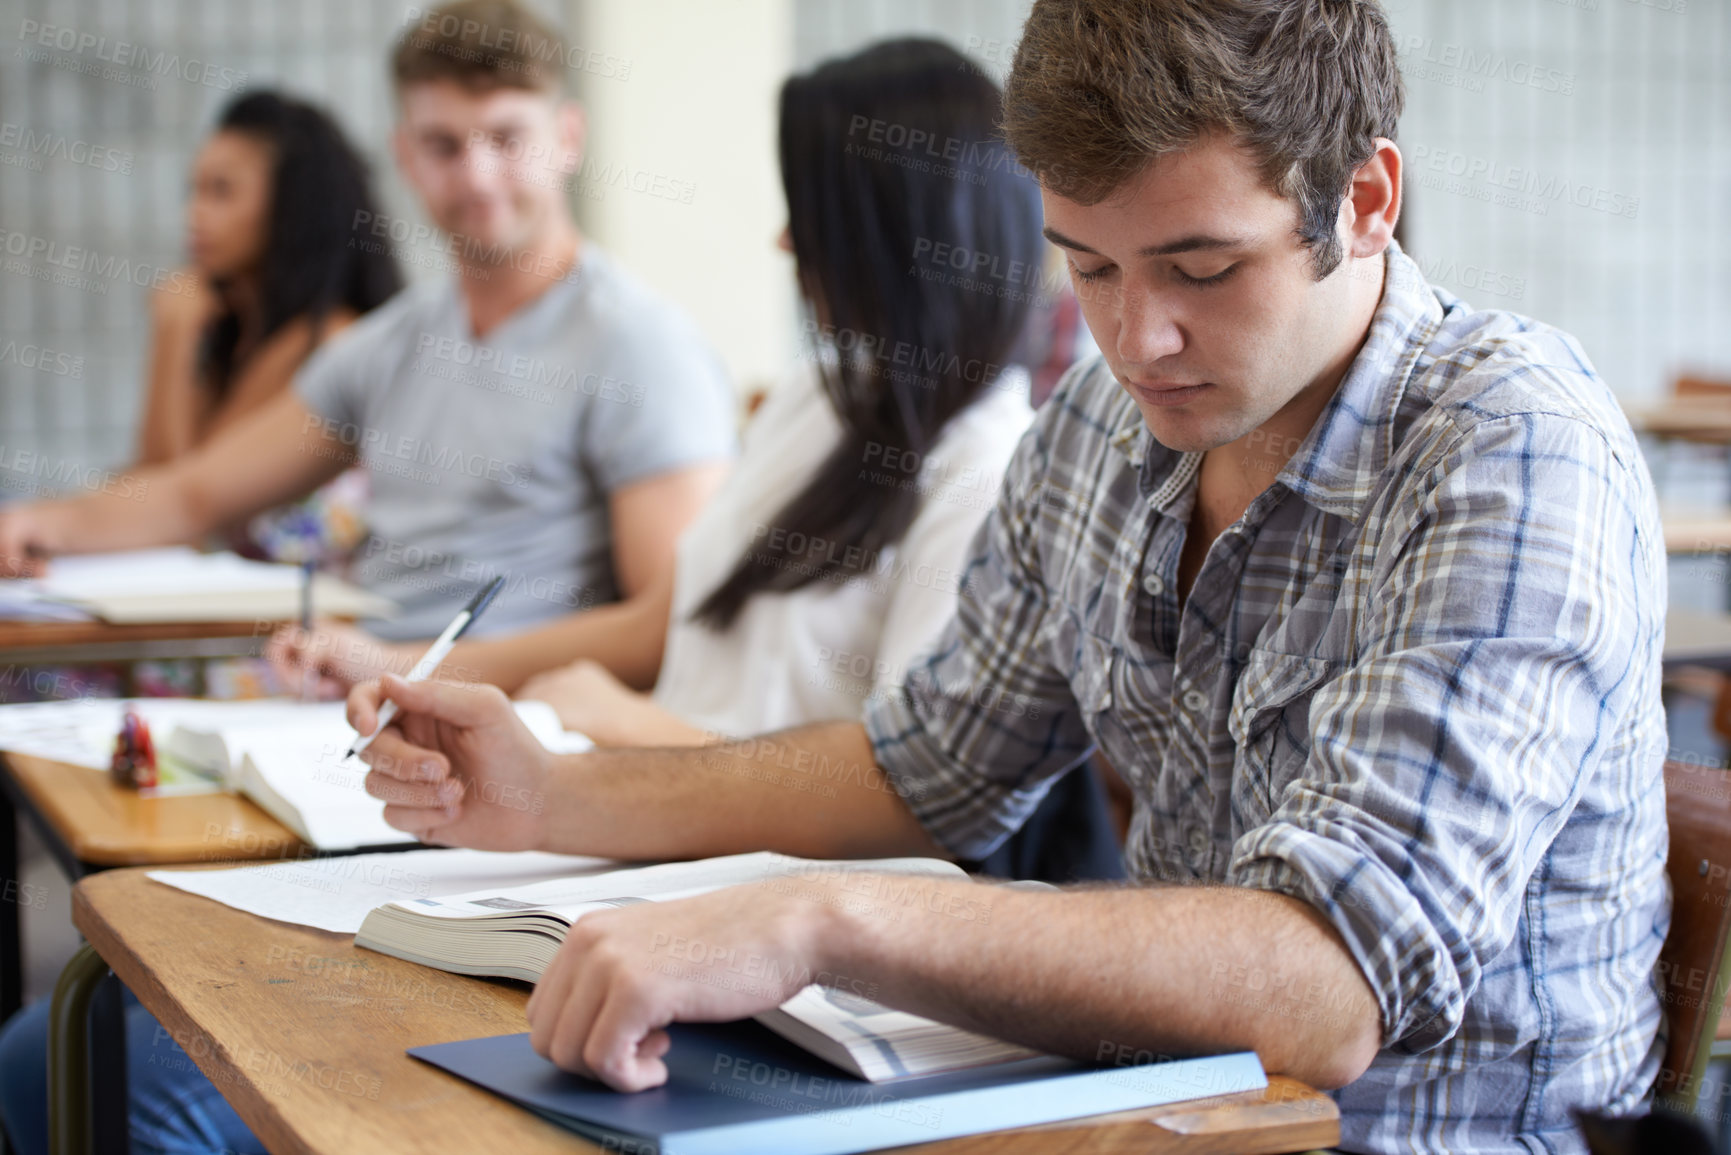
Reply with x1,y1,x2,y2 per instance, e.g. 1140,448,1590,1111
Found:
1110,240,1444,526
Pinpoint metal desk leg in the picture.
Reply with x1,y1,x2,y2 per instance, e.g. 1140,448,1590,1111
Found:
48,943,107,1155
88,973,126,1155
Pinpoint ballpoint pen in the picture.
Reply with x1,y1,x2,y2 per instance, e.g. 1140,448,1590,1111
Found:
298,560,317,703
345,574,506,759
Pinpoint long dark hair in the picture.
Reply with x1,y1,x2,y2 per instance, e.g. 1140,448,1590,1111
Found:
693,39,1044,630
201,91,401,393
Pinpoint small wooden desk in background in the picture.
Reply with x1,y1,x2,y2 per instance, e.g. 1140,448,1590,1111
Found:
1627,397,1731,444
0,609,331,1017
0,751,304,1021
0,618,271,667
60,869,1339,1155
0,750,307,1155
1666,608,1731,673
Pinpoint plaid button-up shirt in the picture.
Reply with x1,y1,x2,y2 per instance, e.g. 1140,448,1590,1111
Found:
864,241,1670,1154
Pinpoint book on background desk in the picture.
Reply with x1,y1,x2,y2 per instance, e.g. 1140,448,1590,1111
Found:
0,696,592,848
0,546,395,623
357,851,1045,1082
411,1020,1266,1155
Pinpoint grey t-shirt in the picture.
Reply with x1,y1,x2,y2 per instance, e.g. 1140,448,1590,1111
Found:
295,245,736,640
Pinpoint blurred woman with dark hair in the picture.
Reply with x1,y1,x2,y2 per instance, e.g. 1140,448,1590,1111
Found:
273,38,1120,882
277,37,1041,727
140,89,399,563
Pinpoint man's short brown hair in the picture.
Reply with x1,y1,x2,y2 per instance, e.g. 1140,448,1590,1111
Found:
392,0,565,95
1004,0,1403,277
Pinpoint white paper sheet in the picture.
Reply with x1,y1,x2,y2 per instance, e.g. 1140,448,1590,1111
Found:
148,849,617,934
0,697,591,770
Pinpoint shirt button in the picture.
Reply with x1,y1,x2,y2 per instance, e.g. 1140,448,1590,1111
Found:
1142,572,1165,596
1183,689,1208,713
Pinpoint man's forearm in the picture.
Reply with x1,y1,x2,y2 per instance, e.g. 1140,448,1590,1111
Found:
42,465,205,555
815,877,1383,1090
536,722,946,861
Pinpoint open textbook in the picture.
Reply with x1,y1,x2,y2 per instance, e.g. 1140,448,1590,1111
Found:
355,851,1041,1082
0,546,396,623
0,697,592,849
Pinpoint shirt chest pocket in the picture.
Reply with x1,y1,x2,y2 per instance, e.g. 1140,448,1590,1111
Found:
1227,650,1340,823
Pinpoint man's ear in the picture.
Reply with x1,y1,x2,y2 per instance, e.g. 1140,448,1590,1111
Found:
1342,137,1401,260
556,99,586,177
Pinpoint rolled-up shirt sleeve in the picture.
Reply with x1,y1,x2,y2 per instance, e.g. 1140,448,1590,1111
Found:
863,417,1095,860
1227,406,1664,1052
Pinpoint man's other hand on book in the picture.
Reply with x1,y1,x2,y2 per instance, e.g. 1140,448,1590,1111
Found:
348,673,553,850
526,882,831,1092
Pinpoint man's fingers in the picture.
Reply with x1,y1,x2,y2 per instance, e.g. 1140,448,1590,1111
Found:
345,680,385,736
377,673,510,728
585,989,672,1092
530,946,591,1069
358,728,449,783
380,803,453,841
365,769,464,809
546,961,611,1080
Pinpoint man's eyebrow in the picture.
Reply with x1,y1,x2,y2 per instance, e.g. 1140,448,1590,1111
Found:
1140,234,1248,257
1042,226,1099,254
1042,226,1250,258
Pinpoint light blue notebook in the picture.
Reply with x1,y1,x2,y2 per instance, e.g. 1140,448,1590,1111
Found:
410,1020,1265,1155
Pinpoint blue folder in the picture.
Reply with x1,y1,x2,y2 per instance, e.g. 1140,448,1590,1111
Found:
409,1020,1265,1155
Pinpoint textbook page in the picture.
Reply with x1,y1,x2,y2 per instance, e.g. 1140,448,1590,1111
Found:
148,849,617,934
397,852,967,922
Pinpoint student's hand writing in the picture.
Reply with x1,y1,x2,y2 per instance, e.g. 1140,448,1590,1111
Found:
348,673,553,851
0,503,64,578
526,882,833,1092
266,618,412,696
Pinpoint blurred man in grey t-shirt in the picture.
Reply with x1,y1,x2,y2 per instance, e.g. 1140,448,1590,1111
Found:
0,0,736,656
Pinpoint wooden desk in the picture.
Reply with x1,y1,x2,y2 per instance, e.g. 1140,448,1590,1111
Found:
1666,608,1731,672
5,753,302,867
68,869,1339,1155
0,618,271,667
0,751,303,1021
1666,508,1731,554
1628,398,1731,444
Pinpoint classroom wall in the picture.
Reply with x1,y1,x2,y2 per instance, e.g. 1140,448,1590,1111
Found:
0,0,1726,499
1385,0,1730,403
794,0,1731,402
567,0,795,400
0,0,424,488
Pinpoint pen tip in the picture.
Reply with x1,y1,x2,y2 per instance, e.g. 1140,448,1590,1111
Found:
343,746,357,760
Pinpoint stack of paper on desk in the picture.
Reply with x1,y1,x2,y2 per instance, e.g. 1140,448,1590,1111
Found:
155,848,1045,1083
0,546,396,623
353,851,1042,1082
152,848,1268,1150
0,696,592,849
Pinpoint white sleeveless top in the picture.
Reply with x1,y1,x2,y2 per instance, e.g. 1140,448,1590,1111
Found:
652,364,1034,737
